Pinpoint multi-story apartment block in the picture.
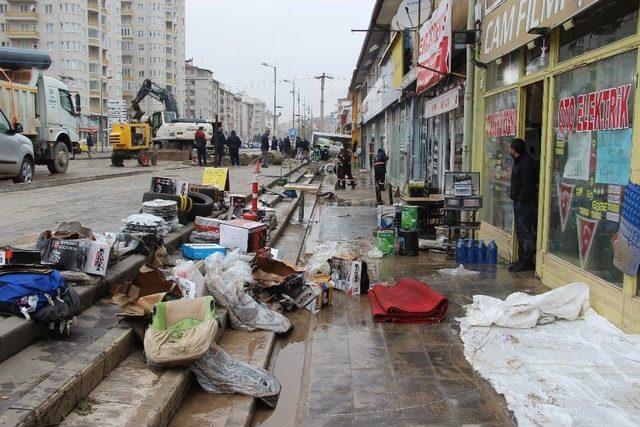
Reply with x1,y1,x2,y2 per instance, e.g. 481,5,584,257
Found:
185,59,217,121
218,85,241,134
250,98,266,139
0,0,185,144
120,0,185,117
238,96,253,143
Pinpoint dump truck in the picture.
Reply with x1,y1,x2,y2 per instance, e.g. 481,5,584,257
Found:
0,47,80,174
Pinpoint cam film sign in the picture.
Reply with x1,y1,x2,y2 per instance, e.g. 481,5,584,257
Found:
417,0,451,94
480,0,600,63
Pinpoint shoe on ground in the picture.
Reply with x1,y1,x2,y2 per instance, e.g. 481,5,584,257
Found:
511,262,535,272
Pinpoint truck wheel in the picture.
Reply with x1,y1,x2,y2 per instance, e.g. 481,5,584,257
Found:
13,157,34,183
111,155,125,167
46,143,70,173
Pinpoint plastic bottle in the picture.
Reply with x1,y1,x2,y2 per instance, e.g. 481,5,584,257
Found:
487,240,498,264
456,238,467,264
467,239,478,264
478,240,487,264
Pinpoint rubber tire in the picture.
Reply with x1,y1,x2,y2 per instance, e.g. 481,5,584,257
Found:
190,185,218,200
46,142,70,173
13,156,34,183
186,191,214,221
111,155,125,167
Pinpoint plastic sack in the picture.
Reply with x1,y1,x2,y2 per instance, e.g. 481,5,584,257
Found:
191,345,280,406
172,261,206,298
438,264,480,276
305,242,341,276
204,251,291,334
366,247,384,259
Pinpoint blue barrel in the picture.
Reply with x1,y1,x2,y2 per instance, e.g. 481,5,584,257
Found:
487,240,498,264
456,239,467,264
467,239,478,264
478,240,487,264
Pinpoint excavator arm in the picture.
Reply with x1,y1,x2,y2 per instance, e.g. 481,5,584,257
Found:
131,79,179,121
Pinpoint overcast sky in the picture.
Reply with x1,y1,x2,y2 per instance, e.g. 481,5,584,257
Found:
185,0,374,127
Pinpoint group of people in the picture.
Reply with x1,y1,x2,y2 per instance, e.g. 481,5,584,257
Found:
194,125,242,168
260,130,311,167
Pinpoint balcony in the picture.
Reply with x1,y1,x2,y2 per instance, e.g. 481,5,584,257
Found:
121,7,132,16
90,89,101,98
88,0,99,13
88,20,99,29
5,30,38,39
89,55,100,63
5,11,38,20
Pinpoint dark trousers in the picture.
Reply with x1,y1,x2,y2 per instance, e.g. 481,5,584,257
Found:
261,149,269,167
514,202,537,264
340,163,355,188
215,152,223,167
375,172,386,205
197,147,207,166
229,149,240,166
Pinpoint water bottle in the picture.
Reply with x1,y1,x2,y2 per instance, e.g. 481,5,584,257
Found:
487,240,498,264
456,239,467,264
467,239,478,264
478,240,487,264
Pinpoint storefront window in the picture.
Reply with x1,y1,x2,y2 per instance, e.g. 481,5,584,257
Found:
482,89,518,233
549,51,636,286
525,35,550,76
558,0,639,63
486,50,519,90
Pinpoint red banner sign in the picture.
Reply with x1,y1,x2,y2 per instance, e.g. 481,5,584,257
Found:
557,84,632,134
417,0,451,94
484,108,517,137
577,214,599,270
557,181,575,232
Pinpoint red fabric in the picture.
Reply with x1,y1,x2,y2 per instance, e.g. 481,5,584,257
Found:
368,278,448,323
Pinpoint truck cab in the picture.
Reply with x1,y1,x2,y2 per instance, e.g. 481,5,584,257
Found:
148,111,213,151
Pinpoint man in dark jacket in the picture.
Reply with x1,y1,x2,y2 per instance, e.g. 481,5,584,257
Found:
509,138,537,272
374,148,389,205
260,129,270,167
283,137,291,156
227,130,242,166
213,127,227,167
271,136,278,151
194,126,208,167
337,147,356,189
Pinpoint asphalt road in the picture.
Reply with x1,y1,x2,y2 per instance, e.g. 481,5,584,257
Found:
0,158,272,246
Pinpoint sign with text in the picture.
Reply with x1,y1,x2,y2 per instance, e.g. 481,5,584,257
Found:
417,0,451,94
202,167,230,191
557,84,632,134
484,108,516,137
480,0,600,63
424,87,460,118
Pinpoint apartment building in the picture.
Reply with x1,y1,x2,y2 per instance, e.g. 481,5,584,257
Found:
120,0,186,117
218,85,240,134
185,59,217,121
237,96,253,143
251,98,266,139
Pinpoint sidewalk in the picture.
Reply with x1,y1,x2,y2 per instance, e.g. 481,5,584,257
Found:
256,170,548,426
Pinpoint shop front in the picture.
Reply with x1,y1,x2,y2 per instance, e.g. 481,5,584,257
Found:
473,0,640,331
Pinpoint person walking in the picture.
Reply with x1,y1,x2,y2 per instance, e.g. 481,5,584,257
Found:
374,148,389,205
278,138,284,153
86,132,94,159
283,137,291,157
340,146,356,189
194,126,208,167
213,126,227,167
227,130,242,167
260,129,271,168
508,138,537,272
336,147,346,189
271,136,278,151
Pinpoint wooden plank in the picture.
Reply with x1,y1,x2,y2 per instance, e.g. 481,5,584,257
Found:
400,194,445,202
283,183,321,193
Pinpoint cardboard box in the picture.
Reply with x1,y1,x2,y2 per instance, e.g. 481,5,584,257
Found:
219,219,268,253
181,243,226,260
328,257,364,295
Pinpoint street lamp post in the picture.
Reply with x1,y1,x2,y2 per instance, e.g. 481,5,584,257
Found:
261,62,277,135
283,78,295,134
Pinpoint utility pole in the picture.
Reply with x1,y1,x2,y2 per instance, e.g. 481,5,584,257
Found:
297,89,301,132
283,78,296,133
314,73,333,132
261,62,277,134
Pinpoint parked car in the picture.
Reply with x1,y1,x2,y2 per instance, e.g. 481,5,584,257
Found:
0,108,34,183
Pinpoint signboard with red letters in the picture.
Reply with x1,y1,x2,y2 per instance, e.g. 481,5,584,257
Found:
484,108,517,137
424,88,460,118
417,0,451,94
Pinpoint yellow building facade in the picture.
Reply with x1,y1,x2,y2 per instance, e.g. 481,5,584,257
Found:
472,0,640,332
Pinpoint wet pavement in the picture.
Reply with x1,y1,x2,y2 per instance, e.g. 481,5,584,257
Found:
254,170,547,426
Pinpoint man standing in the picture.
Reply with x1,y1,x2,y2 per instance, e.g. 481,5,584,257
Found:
509,138,537,272
194,126,208,167
86,132,94,159
271,135,278,151
227,130,242,166
213,126,227,167
374,148,389,205
338,146,356,189
260,129,270,168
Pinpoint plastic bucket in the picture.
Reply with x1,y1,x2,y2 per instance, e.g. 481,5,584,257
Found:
398,229,419,256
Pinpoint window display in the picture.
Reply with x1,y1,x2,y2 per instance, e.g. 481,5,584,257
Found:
548,51,636,286
482,89,518,233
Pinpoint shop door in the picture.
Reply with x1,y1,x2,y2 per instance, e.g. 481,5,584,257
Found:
517,81,544,262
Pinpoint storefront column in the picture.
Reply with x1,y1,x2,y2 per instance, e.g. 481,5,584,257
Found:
448,110,456,172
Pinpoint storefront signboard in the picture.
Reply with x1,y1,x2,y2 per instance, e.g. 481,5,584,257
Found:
361,56,400,123
424,87,460,118
479,0,600,64
484,108,516,137
417,0,451,94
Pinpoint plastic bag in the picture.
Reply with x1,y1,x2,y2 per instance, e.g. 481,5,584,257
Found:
366,247,384,259
204,251,291,334
438,264,480,276
191,345,280,405
173,261,206,298
305,242,341,276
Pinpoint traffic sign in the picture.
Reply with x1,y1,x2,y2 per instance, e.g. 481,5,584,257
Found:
289,128,297,139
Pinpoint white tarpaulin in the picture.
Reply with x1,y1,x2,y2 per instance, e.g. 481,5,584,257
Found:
459,283,640,426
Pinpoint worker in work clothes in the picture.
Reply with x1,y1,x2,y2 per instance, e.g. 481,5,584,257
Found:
213,126,227,167
337,147,356,189
194,126,208,167
86,133,94,158
509,138,537,272
374,148,389,205
260,129,271,168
